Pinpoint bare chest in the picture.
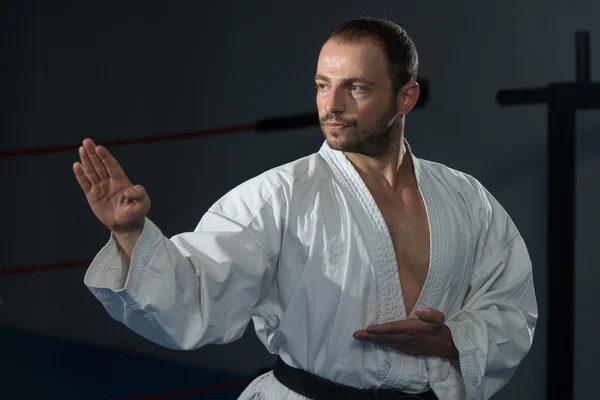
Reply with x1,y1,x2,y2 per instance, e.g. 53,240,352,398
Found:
370,187,431,316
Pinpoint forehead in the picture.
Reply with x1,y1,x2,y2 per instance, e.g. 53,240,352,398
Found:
316,39,388,81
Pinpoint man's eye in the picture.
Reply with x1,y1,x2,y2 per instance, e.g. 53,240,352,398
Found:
350,85,364,92
316,83,328,90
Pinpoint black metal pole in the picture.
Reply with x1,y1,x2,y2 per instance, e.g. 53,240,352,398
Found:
576,31,590,83
546,84,576,400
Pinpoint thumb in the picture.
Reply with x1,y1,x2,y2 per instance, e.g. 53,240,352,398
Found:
124,185,146,201
415,308,445,325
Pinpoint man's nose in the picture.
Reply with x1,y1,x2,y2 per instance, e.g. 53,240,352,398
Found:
325,87,346,115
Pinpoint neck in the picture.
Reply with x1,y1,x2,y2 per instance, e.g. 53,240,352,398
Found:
344,123,413,191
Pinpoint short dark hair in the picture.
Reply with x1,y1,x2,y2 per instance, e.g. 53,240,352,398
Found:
324,17,418,95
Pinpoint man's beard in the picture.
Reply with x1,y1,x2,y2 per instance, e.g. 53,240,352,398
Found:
321,104,400,158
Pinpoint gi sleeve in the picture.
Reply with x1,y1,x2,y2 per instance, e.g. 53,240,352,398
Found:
83,203,280,350
444,185,538,399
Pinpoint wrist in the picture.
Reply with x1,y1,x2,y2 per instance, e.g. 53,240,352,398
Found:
113,223,144,266
441,325,460,358
113,224,144,239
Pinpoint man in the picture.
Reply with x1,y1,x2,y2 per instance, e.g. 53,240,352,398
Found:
74,17,537,400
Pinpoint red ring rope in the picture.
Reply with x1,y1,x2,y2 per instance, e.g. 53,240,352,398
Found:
0,124,255,159
0,258,93,275
0,111,320,159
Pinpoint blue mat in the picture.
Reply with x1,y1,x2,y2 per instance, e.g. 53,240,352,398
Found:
0,327,249,399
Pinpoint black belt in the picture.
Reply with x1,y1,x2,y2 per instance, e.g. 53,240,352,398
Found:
273,356,438,400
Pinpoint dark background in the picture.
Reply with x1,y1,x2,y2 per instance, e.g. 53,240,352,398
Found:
1,1,598,399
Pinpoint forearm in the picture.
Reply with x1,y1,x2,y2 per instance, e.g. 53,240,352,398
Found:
84,213,276,351
85,218,202,350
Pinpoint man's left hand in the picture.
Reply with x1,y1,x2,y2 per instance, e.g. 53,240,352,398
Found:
353,308,459,358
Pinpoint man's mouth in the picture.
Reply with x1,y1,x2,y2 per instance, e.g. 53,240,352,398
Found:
324,123,349,131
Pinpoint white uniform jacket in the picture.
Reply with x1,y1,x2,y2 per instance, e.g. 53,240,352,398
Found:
84,141,538,400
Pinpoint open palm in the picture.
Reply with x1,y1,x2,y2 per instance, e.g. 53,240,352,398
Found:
73,138,150,234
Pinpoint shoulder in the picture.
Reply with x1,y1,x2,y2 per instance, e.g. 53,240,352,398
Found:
208,152,323,225
417,158,520,239
417,158,482,196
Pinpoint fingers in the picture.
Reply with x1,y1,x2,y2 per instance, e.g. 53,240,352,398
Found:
79,144,101,185
78,138,129,184
362,317,436,336
415,308,445,324
353,330,404,348
95,144,127,180
365,319,421,334
354,330,395,342
365,322,402,335
83,138,110,180
73,162,91,193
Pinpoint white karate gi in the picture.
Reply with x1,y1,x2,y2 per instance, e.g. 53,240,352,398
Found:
84,141,537,400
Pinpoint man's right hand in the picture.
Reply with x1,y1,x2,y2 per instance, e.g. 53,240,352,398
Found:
73,138,151,260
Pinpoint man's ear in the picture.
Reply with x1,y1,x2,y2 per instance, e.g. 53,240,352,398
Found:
396,82,420,116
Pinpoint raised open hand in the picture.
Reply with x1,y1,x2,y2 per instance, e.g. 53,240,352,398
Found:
73,138,150,234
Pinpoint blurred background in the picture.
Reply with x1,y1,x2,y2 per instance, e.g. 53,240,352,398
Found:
1,1,598,399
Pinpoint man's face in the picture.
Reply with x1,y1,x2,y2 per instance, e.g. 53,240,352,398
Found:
315,39,398,156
